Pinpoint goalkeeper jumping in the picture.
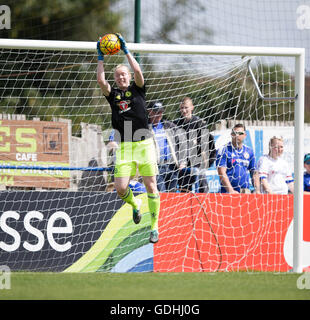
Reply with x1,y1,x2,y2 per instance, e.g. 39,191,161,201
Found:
97,33,160,243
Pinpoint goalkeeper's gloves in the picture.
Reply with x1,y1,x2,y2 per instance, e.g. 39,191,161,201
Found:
115,33,129,55
97,39,104,61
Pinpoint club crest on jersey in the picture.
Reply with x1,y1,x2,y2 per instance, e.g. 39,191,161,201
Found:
118,100,131,113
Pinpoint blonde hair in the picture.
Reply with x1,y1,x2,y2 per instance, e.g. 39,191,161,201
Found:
268,136,284,154
180,96,193,105
114,64,131,75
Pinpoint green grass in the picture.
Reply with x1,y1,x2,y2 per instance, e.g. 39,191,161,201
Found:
0,272,310,300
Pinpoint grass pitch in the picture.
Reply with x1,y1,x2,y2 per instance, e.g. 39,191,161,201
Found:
1,272,309,300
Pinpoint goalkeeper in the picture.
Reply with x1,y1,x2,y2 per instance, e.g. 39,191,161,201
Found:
96,33,160,243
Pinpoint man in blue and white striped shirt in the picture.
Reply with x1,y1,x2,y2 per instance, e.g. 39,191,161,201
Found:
216,123,260,194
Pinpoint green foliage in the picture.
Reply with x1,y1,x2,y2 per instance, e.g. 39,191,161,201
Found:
0,1,124,135
143,57,294,130
3,0,122,41
142,0,213,44
0,1,296,133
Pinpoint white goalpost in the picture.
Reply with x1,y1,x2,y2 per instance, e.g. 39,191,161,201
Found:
0,38,305,273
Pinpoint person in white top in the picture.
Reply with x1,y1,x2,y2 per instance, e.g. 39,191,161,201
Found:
257,136,294,194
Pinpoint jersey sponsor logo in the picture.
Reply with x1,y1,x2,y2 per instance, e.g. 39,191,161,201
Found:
233,158,249,167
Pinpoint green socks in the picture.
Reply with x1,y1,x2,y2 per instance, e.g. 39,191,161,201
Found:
119,187,138,209
120,189,160,231
147,193,160,231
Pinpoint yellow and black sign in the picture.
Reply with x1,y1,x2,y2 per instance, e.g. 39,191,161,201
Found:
0,120,70,188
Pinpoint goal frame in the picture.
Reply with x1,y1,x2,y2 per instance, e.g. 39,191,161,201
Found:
0,38,305,273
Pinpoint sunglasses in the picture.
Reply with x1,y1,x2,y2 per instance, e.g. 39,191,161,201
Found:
232,130,245,136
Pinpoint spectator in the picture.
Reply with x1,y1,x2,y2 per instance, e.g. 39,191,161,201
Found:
304,153,310,194
174,97,216,192
216,123,260,194
148,101,187,192
257,136,294,194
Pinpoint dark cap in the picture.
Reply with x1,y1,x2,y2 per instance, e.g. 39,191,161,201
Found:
147,101,165,112
304,153,310,164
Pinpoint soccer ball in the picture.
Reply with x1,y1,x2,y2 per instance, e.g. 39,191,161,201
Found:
99,34,121,55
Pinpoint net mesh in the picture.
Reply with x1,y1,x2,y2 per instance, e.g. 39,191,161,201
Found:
0,45,299,272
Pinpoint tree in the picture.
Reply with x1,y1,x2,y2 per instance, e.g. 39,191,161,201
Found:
140,0,213,44
2,0,122,41
0,0,123,135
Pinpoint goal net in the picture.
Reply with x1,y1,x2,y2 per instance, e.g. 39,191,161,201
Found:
0,39,305,272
